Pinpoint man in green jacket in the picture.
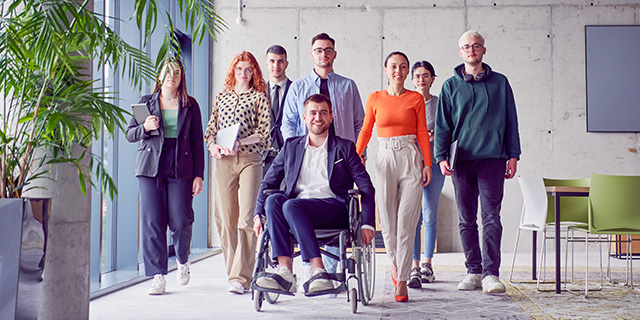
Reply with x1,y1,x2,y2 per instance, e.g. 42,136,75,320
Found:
434,30,521,294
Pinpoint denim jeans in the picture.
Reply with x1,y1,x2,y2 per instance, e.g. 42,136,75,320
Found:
452,159,506,278
413,165,446,261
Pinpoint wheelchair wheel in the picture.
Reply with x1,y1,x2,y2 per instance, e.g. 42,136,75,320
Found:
359,241,376,305
265,291,279,304
253,290,264,312
350,288,358,313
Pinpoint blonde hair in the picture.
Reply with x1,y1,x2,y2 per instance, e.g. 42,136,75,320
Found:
458,30,485,47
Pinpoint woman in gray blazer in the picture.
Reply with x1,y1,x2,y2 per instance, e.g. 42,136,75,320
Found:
126,58,205,295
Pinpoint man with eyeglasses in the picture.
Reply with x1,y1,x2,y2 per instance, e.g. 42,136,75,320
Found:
281,33,364,144
434,30,521,294
280,32,365,291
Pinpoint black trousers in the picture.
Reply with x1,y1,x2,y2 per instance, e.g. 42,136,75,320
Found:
137,138,194,276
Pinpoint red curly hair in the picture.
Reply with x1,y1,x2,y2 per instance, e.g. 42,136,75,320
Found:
223,51,267,93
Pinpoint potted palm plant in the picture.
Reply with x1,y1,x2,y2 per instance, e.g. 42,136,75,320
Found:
0,1,225,319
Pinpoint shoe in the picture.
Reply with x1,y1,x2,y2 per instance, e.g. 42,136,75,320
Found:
391,275,397,289
458,273,482,290
256,266,297,293
394,294,409,302
420,262,435,283
482,275,506,293
307,268,334,293
176,261,190,286
148,274,166,295
407,267,422,289
228,281,245,294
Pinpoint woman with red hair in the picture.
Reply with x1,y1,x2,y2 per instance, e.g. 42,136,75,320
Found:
204,51,270,294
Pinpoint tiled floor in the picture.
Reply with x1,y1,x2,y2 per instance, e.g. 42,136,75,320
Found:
89,250,637,319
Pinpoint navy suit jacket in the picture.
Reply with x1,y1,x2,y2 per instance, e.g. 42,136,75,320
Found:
254,131,375,228
125,92,205,179
267,78,293,152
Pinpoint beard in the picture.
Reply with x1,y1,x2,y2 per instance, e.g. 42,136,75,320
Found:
308,122,329,135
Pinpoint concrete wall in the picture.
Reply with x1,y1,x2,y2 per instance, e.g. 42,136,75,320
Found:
209,0,640,254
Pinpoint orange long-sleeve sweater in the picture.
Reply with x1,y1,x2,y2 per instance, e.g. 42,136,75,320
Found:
355,90,432,167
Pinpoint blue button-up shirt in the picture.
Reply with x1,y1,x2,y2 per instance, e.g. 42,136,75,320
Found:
281,70,365,143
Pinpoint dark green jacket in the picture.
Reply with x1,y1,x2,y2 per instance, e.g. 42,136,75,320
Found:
434,63,521,163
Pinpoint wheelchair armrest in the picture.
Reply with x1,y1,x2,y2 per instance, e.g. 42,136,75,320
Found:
263,189,284,196
348,189,360,197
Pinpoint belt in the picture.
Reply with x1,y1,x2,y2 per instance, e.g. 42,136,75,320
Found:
381,139,412,151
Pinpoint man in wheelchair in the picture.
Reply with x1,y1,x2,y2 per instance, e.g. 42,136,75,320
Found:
252,94,375,295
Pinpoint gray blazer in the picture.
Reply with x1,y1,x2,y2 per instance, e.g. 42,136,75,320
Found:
126,92,205,179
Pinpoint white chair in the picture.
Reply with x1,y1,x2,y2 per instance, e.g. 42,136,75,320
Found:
510,176,550,289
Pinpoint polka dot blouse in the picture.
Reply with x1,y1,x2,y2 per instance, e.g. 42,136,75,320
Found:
204,88,271,155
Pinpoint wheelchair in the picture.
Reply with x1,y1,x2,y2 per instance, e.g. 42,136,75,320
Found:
251,189,376,313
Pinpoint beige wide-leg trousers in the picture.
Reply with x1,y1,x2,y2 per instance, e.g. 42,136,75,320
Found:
214,152,262,288
376,135,423,281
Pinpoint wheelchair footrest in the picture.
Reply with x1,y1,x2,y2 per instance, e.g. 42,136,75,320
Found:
250,283,295,296
303,286,344,297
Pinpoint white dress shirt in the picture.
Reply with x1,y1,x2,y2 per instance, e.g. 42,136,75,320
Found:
295,135,336,199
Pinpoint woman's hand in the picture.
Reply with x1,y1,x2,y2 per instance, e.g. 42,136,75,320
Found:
422,165,433,186
226,140,240,156
253,215,263,237
192,177,203,196
208,142,224,159
143,115,160,132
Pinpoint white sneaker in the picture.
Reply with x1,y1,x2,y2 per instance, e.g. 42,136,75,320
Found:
307,268,334,293
148,274,166,295
256,266,297,293
228,281,245,294
458,273,482,290
177,261,190,286
482,275,506,293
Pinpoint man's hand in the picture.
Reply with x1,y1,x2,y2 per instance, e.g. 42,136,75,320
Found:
361,228,375,246
253,215,263,237
422,166,432,186
439,161,453,176
505,158,518,179
192,177,203,196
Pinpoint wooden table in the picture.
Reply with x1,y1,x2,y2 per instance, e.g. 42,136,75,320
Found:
545,186,590,294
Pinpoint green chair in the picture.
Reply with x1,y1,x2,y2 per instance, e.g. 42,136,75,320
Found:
569,173,640,297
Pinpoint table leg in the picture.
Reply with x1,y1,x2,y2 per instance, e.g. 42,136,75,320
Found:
532,231,537,280
555,194,561,294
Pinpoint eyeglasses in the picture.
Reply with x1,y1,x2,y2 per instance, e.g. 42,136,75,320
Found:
413,74,432,80
235,67,253,75
460,43,483,52
312,47,335,55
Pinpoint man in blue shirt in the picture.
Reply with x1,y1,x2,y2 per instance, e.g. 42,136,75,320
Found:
281,33,364,143
281,32,366,288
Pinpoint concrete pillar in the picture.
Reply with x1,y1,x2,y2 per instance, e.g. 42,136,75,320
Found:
36,147,92,320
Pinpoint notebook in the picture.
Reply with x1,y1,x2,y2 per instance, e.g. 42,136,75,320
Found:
131,103,159,136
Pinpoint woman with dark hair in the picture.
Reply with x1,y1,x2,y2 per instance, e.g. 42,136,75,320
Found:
407,60,447,289
126,58,205,295
355,51,432,302
204,51,270,294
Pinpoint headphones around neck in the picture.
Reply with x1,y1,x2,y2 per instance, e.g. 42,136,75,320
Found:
458,66,486,82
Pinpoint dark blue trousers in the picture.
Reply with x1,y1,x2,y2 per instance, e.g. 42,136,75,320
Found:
265,194,348,261
452,159,505,278
138,138,194,276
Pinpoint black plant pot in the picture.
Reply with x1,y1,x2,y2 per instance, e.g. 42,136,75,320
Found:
0,198,51,320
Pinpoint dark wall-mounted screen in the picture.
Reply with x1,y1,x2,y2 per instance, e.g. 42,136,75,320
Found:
586,25,640,132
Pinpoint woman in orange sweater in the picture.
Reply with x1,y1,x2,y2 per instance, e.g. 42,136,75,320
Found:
356,51,432,302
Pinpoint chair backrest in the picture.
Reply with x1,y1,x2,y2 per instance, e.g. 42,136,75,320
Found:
543,177,590,224
518,176,548,231
588,173,640,234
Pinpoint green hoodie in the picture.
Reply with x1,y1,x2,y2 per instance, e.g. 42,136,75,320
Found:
434,63,521,164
